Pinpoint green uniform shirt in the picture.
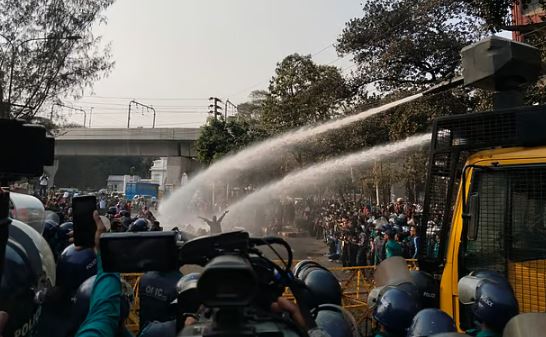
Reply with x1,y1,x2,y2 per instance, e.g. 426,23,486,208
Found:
476,330,501,337
385,239,403,258
76,253,122,337
467,328,501,337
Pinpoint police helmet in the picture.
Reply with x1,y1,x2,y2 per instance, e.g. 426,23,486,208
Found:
293,260,325,279
56,244,97,296
120,210,130,217
0,240,42,337
469,270,510,288
175,273,201,314
301,268,342,307
472,280,518,332
139,271,182,326
72,275,133,332
107,206,118,215
410,270,439,308
373,287,420,334
57,222,73,250
407,308,456,337
42,219,59,244
312,304,360,337
129,218,148,232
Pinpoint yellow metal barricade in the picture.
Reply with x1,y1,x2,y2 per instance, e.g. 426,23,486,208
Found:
122,273,143,335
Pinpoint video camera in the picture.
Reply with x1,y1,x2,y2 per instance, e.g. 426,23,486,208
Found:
100,230,312,337
0,119,54,281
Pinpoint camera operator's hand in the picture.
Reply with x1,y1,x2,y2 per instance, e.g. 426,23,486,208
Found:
0,311,9,337
94,211,106,253
271,297,307,330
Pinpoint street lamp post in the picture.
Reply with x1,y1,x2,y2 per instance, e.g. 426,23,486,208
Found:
0,34,81,117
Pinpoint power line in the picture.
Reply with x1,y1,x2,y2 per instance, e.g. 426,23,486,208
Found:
78,95,209,101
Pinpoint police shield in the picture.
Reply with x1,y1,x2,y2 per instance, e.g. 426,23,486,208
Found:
10,192,46,234
502,313,546,337
10,219,56,288
374,256,414,287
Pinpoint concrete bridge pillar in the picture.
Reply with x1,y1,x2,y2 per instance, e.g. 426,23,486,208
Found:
163,157,201,194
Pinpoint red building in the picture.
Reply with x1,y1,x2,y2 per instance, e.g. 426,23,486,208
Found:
512,0,545,41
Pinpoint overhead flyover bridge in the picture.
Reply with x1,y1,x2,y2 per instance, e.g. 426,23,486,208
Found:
52,127,202,188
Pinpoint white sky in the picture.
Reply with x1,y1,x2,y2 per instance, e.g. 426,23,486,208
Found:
53,0,362,128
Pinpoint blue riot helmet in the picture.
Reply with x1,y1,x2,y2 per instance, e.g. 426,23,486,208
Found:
0,240,41,337
42,219,59,260
458,274,519,333
71,275,133,335
129,218,148,232
56,244,97,297
300,267,342,307
175,273,201,314
469,270,510,288
410,270,439,308
42,219,58,243
293,260,326,279
373,287,420,335
407,308,456,337
473,280,518,333
312,304,360,337
0,219,57,337
139,270,182,328
56,221,73,255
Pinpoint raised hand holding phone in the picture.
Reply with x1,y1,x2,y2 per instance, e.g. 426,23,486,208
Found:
72,196,97,248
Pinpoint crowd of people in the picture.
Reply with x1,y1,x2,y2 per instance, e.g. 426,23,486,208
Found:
294,196,446,268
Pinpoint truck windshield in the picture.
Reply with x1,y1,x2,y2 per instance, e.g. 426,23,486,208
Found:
463,166,546,273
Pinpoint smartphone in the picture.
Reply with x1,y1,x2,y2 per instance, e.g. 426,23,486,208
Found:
72,196,97,248
100,232,178,273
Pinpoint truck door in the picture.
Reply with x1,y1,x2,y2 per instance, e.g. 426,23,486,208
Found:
458,165,546,329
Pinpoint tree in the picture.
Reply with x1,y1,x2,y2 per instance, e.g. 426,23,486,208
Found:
337,0,483,92
0,0,115,119
237,90,268,125
262,54,351,133
462,0,545,31
195,117,267,165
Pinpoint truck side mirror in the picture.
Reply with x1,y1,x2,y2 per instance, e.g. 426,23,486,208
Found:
465,193,480,241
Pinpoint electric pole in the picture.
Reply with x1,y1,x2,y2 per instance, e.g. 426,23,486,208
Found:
127,100,156,128
208,97,223,121
224,99,237,120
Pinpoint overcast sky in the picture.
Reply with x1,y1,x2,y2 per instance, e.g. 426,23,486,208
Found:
54,0,362,128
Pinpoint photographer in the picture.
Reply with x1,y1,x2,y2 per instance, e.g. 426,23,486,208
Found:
75,211,124,337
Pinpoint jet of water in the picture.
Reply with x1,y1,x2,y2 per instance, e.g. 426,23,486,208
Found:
223,133,431,231
158,93,424,226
